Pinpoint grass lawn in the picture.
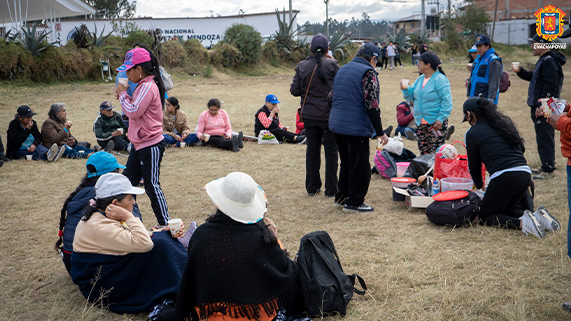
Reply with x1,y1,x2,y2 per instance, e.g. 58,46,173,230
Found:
0,53,570,320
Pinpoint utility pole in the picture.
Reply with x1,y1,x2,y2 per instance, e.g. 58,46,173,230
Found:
324,0,329,38
421,0,426,34
448,0,451,19
289,0,292,24
491,0,499,42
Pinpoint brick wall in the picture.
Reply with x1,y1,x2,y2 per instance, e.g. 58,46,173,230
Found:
474,0,571,20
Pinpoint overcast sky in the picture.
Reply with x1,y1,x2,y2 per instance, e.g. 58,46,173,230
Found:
136,0,459,24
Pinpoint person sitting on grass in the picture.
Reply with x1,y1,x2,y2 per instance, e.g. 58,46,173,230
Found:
162,97,199,148
254,94,306,144
6,105,63,161
464,97,559,238
395,101,418,140
161,172,297,321
295,106,305,135
93,101,129,152
70,173,188,314
196,98,242,152
41,103,95,159
55,151,139,275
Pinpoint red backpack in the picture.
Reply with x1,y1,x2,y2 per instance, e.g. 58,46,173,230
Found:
499,70,510,93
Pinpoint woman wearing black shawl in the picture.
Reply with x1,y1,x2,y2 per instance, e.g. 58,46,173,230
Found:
171,172,297,321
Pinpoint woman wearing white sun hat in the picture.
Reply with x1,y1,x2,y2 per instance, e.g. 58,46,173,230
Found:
170,172,297,321
70,173,188,314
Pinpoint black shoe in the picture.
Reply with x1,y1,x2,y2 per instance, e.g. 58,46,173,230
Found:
563,302,571,313
104,140,115,153
94,145,102,152
231,136,240,152
342,203,375,213
0,159,3,168
0,155,11,162
383,125,393,137
308,188,321,196
294,135,306,143
238,131,244,148
334,196,347,208
324,193,335,198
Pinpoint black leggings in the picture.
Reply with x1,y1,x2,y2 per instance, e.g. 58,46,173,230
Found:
480,171,531,229
205,135,233,150
270,129,297,143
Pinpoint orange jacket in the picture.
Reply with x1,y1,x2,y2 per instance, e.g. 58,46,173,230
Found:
557,114,571,165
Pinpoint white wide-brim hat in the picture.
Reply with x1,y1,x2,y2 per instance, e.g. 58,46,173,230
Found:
205,172,267,224
95,173,145,199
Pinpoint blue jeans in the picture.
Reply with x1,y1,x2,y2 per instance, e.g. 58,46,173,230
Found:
395,126,415,139
163,134,198,147
567,165,571,259
15,144,49,160
62,145,94,159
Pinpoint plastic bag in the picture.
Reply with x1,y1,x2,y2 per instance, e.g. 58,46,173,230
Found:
434,141,486,188
383,133,404,155
160,66,174,91
258,130,279,145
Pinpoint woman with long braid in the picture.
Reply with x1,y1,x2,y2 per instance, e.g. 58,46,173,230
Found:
290,33,340,197
54,152,138,275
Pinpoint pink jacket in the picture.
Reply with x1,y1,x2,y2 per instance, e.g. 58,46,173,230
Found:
196,109,232,137
118,76,164,150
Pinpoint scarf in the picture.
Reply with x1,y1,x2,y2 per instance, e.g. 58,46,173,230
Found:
174,212,297,320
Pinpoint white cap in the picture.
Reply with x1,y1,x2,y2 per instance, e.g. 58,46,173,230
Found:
95,173,145,199
205,172,267,224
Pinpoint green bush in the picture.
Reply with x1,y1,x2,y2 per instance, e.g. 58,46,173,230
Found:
209,42,243,68
184,39,209,65
125,31,153,48
161,40,187,68
0,41,31,80
223,23,262,65
261,40,281,62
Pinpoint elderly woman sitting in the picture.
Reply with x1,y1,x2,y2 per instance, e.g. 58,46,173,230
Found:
196,98,243,152
41,103,95,159
162,97,199,147
161,172,297,321
70,173,188,314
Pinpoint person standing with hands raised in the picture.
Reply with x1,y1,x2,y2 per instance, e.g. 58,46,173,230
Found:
114,47,170,229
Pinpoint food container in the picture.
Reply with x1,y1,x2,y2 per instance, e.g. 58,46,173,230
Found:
396,162,410,177
391,177,416,201
440,177,473,192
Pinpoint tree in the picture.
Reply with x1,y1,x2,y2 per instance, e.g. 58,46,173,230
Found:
224,24,263,65
89,0,136,19
456,0,490,40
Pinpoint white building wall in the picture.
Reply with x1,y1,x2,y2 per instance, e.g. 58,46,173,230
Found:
486,19,571,45
1,11,296,47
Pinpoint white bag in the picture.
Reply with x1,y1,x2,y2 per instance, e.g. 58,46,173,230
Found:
159,66,174,91
258,130,279,145
383,133,404,155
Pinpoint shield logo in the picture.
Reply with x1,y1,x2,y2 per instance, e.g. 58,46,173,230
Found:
535,5,566,41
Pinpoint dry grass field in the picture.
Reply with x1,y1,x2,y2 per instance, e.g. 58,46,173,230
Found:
1,53,571,321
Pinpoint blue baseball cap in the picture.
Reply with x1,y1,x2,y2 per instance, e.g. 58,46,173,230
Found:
474,35,491,45
363,43,381,59
86,152,126,178
468,45,477,52
265,94,280,104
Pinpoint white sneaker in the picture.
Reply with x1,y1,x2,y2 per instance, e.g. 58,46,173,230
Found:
343,203,374,213
521,210,546,238
534,206,561,231
46,143,58,162
297,137,307,145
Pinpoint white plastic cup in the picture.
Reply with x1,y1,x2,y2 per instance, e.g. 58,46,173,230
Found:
401,79,410,89
467,63,473,70
512,62,520,71
26,155,32,161
117,128,123,134
118,78,129,86
179,142,186,148
203,134,210,142
168,219,183,237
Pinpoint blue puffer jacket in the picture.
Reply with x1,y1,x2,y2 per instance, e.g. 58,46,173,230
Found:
63,185,142,253
329,56,375,137
402,71,453,126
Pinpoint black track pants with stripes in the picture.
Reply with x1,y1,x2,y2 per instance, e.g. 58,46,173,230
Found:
123,140,170,225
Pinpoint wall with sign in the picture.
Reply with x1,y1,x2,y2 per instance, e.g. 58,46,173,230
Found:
45,11,296,47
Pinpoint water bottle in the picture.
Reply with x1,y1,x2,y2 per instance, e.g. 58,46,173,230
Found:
431,179,440,196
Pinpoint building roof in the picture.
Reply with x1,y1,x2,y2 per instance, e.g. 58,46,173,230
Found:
1,0,95,21
391,14,423,23
55,10,301,22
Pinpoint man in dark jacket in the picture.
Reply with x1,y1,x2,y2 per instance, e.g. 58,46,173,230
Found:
6,105,62,161
329,44,389,213
515,34,566,179
93,101,129,151
290,33,340,197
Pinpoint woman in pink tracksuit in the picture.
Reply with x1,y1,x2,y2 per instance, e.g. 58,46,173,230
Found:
115,47,170,228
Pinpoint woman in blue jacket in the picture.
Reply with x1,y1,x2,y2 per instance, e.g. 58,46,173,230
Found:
401,52,453,154
54,151,141,275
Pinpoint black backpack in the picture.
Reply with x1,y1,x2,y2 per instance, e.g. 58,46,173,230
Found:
294,231,367,317
425,191,481,227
